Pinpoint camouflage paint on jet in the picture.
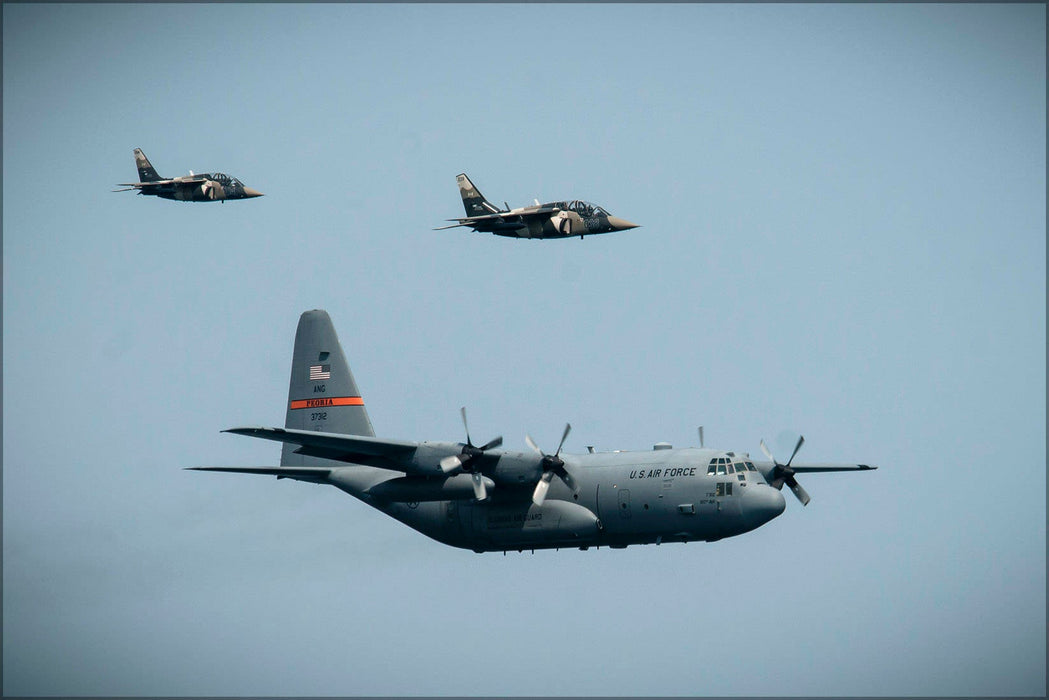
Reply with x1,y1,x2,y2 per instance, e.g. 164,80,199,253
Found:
114,148,263,202
436,173,639,239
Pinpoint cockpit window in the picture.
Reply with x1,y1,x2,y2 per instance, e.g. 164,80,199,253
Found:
564,200,608,217
708,456,741,475
205,173,242,187
746,462,757,471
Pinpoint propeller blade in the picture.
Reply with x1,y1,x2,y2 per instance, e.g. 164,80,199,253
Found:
759,439,774,462
786,475,811,506
480,435,503,451
557,465,577,493
459,406,472,447
698,426,704,448
440,455,463,474
525,434,542,455
786,435,805,467
471,472,488,501
532,471,554,506
555,423,571,456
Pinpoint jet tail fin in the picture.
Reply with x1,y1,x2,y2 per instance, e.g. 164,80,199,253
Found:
456,173,502,216
281,310,375,467
134,148,162,182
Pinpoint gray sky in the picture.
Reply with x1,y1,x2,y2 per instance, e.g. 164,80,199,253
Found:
3,3,1045,696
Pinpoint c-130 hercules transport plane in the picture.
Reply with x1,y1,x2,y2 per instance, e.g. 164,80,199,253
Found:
435,173,639,239
114,148,263,202
191,310,876,553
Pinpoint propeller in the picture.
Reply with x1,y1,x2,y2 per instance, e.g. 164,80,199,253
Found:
698,426,704,448
759,435,811,506
526,423,577,506
439,407,502,501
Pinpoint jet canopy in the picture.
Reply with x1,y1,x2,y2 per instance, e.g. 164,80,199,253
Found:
548,200,610,217
203,173,243,187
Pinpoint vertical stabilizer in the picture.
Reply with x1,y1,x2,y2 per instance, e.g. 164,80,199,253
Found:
281,310,375,467
456,173,501,216
134,148,162,182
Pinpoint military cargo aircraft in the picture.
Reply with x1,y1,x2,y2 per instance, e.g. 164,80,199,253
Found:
435,173,639,239
191,310,876,553
114,148,263,202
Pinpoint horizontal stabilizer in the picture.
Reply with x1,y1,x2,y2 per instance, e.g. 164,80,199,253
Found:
225,426,417,465
187,466,333,482
116,179,175,187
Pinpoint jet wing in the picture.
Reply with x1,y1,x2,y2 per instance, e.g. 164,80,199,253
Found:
435,207,562,230
220,426,421,468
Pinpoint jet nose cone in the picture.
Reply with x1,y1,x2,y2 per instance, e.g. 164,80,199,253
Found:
606,216,639,231
744,485,786,529
242,187,264,198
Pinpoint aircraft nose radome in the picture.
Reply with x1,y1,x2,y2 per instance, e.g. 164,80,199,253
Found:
744,486,786,527
607,216,639,231
242,187,264,198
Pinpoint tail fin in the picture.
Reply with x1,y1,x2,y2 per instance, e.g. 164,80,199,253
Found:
134,148,162,182
281,309,375,467
456,173,501,216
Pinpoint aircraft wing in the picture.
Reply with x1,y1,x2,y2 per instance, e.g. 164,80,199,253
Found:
790,462,877,473
752,461,877,473
186,465,334,482
220,426,421,468
435,207,561,230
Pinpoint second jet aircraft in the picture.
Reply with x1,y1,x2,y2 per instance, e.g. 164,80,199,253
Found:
436,173,638,239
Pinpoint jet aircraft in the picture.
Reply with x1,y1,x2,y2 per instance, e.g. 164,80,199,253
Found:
435,173,639,239
114,148,263,202
191,310,876,553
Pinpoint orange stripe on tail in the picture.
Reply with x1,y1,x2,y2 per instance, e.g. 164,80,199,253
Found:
289,396,364,410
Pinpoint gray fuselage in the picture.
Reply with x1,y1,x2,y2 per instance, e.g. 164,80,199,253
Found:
324,446,786,553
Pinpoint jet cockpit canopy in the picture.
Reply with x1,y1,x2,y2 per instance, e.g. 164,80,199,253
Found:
549,200,610,217
205,172,243,187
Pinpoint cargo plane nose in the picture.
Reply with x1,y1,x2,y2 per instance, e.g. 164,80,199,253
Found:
742,484,786,531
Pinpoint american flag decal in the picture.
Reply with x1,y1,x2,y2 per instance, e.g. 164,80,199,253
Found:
309,364,331,381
